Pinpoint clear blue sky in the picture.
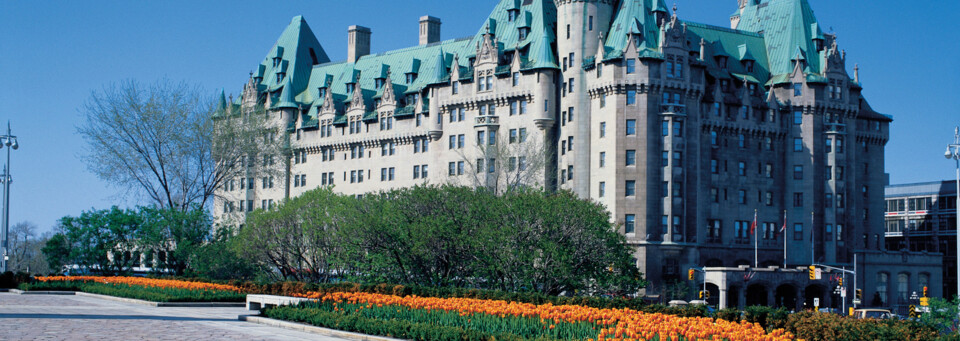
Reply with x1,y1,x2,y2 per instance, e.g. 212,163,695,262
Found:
1,1,957,233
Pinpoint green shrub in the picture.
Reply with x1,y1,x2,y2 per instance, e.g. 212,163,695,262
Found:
19,280,244,302
0,271,32,288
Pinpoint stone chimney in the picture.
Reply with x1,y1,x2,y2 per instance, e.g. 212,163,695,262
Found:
348,25,371,63
419,16,441,45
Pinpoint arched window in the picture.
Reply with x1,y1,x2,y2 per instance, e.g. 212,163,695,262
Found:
898,273,910,302
876,272,888,306
919,273,930,292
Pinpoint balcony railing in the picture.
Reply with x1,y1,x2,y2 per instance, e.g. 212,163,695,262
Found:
661,104,686,115
475,115,499,127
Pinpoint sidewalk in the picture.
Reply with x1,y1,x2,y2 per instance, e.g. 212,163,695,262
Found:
0,292,351,340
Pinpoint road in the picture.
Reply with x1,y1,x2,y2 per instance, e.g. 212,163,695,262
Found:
0,292,350,340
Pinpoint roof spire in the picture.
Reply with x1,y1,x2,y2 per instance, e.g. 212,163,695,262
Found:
854,63,860,83
699,38,706,61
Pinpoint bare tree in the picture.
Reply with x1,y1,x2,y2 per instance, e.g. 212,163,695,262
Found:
7,221,40,273
450,130,549,194
78,79,286,211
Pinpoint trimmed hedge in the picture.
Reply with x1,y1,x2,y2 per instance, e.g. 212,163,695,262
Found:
264,305,536,341
18,281,244,302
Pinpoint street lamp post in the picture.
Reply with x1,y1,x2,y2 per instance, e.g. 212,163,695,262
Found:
946,127,960,300
0,122,19,274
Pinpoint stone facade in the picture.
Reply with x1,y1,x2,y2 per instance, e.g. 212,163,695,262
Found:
214,0,893,299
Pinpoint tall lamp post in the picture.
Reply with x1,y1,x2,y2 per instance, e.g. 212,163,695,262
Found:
0,122,18,273
946,127,960,299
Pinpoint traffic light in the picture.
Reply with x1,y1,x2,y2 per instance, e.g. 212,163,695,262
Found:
856,289,863,300
808,266,816,280
699,291,704,299
838,277,843,286
923,286,928,298
704,290,711,299
689,269,695,281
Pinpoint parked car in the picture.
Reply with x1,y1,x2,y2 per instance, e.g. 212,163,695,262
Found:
853,308,894,319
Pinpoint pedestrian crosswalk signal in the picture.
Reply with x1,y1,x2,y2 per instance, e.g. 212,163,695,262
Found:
808,266,816,280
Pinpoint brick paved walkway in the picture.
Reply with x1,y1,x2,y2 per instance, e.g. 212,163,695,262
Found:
0,292,350,340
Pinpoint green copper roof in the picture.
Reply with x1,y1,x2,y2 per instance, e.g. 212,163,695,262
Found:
604,0,661,60
684,21,770,84
275,78,298,109
735,0,823,76
256,16,330,96
215,89,227,115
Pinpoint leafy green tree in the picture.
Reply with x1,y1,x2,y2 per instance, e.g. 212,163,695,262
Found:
41,233,70,274
57,207,141,275
137,206,212,275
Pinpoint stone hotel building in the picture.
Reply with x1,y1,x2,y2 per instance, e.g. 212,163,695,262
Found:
215,0,906,302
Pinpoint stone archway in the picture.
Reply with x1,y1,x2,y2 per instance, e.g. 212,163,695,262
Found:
746,283,769,307
728,284,742,309
804,284,826,310
775,284,798,311
705,282,720,307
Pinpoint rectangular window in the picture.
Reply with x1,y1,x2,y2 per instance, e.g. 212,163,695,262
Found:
662,120,669,136
600,122,606,137
626,180,636,196
738,189,746,204
826,166,833,180
625,214,635,233
518,128,527,143
599,152,606,168
627,90,636,104
765,163,773,178
488,158,496,173
794,223,803,240
510,101,518,115
477,131,484,145
520,100,527,114
738,161,746,176
589,16,594,31
626,150,636,166
626,59,636,74
509,129,518,143
710,188,718,203
449,135,456,149
673,121,682,137
488,131,496,145
412,166,420,179
794,138,803,152
458,134,465,148
599,181,606,197
512,72,520,86
457,162,464,175
673,181,683,198
673,151,682,167
766,192,773,206
793,110,802,125
448,162,456,176
568,107,574,121
710,159,718,174
826,138,833,153
626,119,636,135
794,165,803,179
793,83,802,96
794,192,804,207
662,151,669,167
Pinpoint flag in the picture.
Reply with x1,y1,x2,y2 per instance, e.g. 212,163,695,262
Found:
749,211,758,236
779,211,786,237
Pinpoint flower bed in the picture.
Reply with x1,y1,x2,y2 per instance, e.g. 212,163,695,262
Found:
21,276,245,302
265,291,794,341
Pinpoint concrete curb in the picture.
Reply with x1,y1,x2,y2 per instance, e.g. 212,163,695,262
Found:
8,289,245,307
239,315,405,341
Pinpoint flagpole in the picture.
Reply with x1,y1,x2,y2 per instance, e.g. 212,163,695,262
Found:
810,211,815,264
754,209,758,268
783,210,787,269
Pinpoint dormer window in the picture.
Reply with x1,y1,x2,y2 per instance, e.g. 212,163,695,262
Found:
346,83,356,93
272,57,281,67
744,60,755,72
405,93,419,106
318,87,326,98
716,56,728,69
518,27,529,41
375,78,385,89
507,9,518,22
406,73,417,84
625,59,636,74
276,73,284,83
